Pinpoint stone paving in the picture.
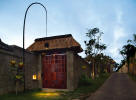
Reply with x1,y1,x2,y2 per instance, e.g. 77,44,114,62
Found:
86,73,136,100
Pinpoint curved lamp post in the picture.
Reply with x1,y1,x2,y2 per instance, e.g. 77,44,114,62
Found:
23,2,47,91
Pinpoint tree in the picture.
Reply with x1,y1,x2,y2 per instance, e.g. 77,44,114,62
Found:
117,59,126,71
84,28,107,77
120,34,136,72
84,28,106,56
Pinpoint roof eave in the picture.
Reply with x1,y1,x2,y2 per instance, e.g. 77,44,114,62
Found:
29,46,83,53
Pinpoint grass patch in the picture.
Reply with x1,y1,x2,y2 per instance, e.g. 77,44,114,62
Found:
63,73,110,99
0,73,110,100
0,91,64,100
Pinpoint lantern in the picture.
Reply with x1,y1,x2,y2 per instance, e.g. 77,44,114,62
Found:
18,62,24,68
10,60,16,66
32,74,37,80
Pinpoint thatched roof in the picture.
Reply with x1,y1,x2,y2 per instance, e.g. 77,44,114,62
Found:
27,34,83,53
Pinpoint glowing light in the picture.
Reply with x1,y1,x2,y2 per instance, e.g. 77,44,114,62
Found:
91,72,94,77
34,92,60,97
10,60,16,65
82,66,87,69
32,74,37,80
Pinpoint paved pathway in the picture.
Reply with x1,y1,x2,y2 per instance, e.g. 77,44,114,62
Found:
86,73,136,100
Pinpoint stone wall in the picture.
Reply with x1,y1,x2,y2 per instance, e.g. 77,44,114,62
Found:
66,51,91,91
128,55,136,75
73,53,91,89
0,48,91,93
0,46,40,95
118,63,128,73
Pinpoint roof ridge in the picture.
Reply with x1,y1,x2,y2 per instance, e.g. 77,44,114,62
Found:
35,34,72,41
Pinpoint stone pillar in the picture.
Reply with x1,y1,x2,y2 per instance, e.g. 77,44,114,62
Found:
37,54,42,89
66,51,74,91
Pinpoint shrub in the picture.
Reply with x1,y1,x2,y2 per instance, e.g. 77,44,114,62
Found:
78,74,92,86
9,60,24,95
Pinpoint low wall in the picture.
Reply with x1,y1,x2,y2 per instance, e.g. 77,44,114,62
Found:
0,46,40,95
128,56,136,75
73,53,91,89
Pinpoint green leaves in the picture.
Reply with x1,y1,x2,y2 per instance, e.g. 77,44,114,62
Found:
84,27,107,56
89,39,95,45
78,74,92,86
120,44,136,60
119,33,136,69
9,60,24,84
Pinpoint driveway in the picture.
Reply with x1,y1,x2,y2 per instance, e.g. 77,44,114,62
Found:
86,73,136,100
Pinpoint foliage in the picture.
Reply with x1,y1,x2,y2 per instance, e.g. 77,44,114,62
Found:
9,60,24,95
116,59,126,71
10,60,24,83
84,27,110,76
84,28,106,56
120,44,136,60
85,52,114,73
120,34,136,69
120,34,136,59
64,73,110,99
78,74,92,86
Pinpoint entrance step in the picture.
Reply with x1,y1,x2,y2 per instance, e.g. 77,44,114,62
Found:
42,88,69,92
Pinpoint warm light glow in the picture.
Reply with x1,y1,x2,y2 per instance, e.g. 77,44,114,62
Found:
45,47,49,50
10,60,16,65
82,66,87,69
91,72,94,77
34,92,60,97
32,74,37,80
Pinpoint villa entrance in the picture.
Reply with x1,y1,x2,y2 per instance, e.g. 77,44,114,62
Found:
42,54,67,89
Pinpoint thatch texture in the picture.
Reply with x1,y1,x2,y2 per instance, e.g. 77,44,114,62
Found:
27,34,83,53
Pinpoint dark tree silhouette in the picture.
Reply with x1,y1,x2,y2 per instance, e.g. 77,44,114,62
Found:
120,34,136,72
84,28,107,77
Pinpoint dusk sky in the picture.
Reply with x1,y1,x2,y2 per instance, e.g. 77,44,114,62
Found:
0,0,136,63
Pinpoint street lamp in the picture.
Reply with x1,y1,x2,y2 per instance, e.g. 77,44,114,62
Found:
22,2,47,91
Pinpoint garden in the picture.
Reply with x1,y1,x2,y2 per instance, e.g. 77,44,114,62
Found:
0,73,110,100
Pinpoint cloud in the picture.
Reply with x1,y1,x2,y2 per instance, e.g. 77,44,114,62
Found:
0,0,136,63
113,26,126,42
107,9,127,63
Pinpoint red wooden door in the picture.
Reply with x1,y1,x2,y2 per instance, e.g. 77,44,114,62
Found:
42,54,67,89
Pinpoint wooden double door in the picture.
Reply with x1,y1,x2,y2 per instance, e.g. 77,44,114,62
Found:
42,54,67,89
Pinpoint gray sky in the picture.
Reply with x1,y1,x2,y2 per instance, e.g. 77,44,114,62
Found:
0,0,136,63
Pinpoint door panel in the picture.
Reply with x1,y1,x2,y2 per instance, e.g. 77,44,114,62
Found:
42,54,67,89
